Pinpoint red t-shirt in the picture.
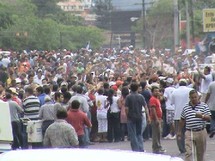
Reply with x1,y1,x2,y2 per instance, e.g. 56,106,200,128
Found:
149,96,162,120
66,109,92,136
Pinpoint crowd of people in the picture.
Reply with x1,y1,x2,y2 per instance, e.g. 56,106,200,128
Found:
0,46,214,161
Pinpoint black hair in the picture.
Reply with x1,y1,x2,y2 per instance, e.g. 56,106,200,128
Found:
5,93,12,99
71,100,80,109
107,89,114,106
55,91,62,101
121,86,129,98
130,82,139,92
63,91,72,101
189,89,198,96
151,86,159,93
139,81,147,89
76,85,83,94
98,88,104,95
61,86,68,94
56,109,68,119
52,84,59,92
36,86,44,94
43,86,51,95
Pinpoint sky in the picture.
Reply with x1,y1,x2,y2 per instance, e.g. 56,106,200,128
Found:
112,0,155,11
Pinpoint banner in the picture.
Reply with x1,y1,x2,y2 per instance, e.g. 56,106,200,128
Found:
203,9,215,32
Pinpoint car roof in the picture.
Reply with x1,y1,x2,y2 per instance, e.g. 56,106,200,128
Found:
0,149,183,161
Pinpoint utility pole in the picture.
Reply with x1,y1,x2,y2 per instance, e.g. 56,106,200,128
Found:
185,0,191,48
173,0,179,49
142,0,146,49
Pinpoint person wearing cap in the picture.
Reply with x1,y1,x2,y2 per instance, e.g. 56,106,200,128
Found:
9,87,22,106
163,78,176,140
171,79,194,155
39,95,55,136
34,69,44,86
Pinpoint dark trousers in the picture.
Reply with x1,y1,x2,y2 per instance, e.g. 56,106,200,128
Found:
120,123,127,141
175,120,186,153
162,109,170,137
11,121,22,150
78,135,86,148
107,112,120,142
42,120,54,137
210,111,215,133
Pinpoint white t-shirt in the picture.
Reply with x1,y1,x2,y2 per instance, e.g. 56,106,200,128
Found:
200,73,213,94
164,86,175,110
171,86,193,120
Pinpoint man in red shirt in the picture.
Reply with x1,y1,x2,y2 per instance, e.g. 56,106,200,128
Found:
149,86,166,154
66,100,92,148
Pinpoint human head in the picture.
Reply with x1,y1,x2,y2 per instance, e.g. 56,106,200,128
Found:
63,91,72,103
71,100,80,109
56,109,68,119
36,86,44,96
121,86,129,98
130,82,139,92
151,86,160,97
25,86,34,97
189,89,199,105
204,66,211,75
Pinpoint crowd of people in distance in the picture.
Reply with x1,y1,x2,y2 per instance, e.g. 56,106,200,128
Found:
0,46,214,161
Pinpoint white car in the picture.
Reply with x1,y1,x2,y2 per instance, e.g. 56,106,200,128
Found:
0,149,183,161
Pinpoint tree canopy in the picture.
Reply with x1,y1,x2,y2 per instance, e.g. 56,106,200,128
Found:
0,0,104,50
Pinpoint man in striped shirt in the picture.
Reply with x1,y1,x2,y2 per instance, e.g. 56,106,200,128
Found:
23,86,41,120
177,90,211,161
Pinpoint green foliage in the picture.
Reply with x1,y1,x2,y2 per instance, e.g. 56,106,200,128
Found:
0,0,105,50
132,0,174,48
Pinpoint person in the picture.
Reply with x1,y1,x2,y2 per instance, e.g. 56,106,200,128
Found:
39,96,55,136
205,81,215,138
6,92,23,149
43,109,79,148
197,66,213,102
23,86,40,120
66,100,92,148
117,86,129,141
125,82,149,152
95,88,108,142
106,89,121,142
171,79,193,154
163,78,176,139
177,90,211,161
139,81,152,141
22,86,41,149
149,86,165,154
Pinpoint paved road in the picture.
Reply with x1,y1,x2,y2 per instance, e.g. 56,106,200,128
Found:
88,137,215,161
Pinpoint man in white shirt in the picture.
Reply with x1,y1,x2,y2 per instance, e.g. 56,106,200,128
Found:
171,79,193,154
163,78,175,139
198,66,213,102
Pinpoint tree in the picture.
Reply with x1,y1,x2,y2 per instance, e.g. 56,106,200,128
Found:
0,0,105,50
132,0,174,48
31,0,63,18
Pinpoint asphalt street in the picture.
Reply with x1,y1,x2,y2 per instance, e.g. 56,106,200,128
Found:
88,137,215,161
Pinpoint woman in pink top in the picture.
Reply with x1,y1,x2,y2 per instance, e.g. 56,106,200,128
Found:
117,86,129,141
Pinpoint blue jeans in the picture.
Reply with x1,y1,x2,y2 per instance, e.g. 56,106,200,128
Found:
127,117,144,152
175,120,186,153
210,111,215,133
